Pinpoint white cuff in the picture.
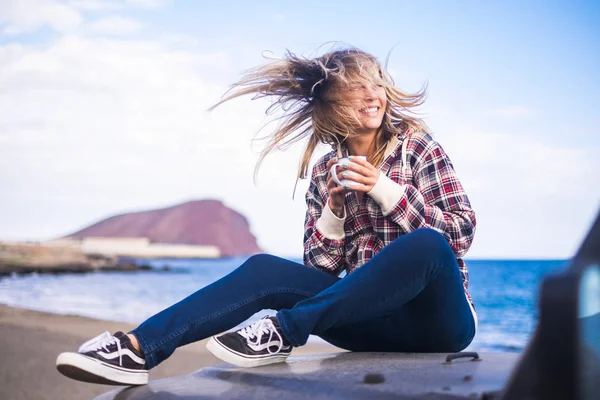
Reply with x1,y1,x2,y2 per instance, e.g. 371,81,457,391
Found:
316,203,346,240
367,174,405,216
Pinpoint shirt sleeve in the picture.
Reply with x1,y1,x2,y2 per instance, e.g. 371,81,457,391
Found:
369,138,476,257
303,162,347,275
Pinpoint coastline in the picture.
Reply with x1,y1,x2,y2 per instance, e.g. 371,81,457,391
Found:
0,241,146,278
0,305,342,400
0,240,222,278
0,262,151,277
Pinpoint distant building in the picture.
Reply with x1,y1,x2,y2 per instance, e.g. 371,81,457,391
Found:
45,237,220,259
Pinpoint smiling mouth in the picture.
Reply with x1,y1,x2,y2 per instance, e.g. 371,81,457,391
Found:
359,106,379,116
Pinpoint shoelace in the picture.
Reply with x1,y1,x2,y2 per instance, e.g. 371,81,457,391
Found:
78,331,124,366
237,318,284,354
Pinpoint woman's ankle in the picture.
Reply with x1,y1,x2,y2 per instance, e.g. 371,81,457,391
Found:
127,333,141,351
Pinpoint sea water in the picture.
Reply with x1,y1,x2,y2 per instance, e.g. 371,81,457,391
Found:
0,257,566,352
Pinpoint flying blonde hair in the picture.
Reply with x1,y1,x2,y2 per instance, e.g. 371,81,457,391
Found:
209,46,430,181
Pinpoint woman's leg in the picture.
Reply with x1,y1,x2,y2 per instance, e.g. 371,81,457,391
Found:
131,254,340,368
277,228,475,351
317,260,475,352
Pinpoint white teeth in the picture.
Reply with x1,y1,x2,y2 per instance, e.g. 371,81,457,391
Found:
360,107,378,114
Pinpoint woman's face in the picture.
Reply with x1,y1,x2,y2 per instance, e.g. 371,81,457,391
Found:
336,76,387,135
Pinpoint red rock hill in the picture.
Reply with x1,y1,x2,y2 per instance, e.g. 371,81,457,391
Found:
67,200,262,257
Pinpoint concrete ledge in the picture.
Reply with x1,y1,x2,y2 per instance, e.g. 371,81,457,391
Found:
95,351,519,399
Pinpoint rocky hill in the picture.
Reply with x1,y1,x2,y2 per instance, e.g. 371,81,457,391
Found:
67,200,262,257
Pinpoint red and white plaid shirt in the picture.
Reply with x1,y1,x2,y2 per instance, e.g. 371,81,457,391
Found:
303,131,476,306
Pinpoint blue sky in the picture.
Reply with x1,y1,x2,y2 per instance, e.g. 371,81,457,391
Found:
0,0,598,258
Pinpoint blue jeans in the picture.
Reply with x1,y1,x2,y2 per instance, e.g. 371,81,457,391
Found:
131,228,476,369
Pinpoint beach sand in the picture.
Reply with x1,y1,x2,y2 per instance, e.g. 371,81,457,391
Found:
0,305,342,400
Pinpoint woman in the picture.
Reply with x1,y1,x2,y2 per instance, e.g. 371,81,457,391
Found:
56,47,477,386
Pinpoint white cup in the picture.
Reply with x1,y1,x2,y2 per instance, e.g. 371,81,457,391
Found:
329,156,367,187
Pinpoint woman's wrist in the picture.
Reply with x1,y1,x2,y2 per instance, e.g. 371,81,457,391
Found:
316,202,346,240
328,199,344,218
331,206,345,218
367,173,406,216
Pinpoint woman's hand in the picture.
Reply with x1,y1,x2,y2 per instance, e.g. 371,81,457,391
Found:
339,156,380,193
326,158,347,217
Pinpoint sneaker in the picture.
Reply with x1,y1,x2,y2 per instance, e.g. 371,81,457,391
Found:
206,316,292,368
56,331,148,385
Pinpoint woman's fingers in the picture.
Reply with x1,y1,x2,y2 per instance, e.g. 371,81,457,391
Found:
348,156,371,167
342,183,370,192
327,156,375,180
327,175,346,212
326,156,379,193
331,169,364,189
339,170,377,186
327,174,339,190
327,175,345,195
325,157,339,170
340,161,372,178
337,170,362,184
329,185,346,196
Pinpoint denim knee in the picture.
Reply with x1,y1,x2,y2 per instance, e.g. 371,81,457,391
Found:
411,227,448,247
237,253,288,277
409,228,455,258
240,253,273,269
372,228,456,279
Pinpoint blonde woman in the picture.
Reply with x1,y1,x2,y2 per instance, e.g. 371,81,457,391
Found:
56,47,477,386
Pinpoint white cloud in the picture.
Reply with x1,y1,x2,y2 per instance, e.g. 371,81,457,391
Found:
0,0,166,36
0,0,83,35
68,0,122,11
125,0,167,8
0,30,598,259
0,33,310,255
87,16,143,35
158,33,200,47
426,105,600,258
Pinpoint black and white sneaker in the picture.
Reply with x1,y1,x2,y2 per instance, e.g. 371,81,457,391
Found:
56,331,148,385
207,316,293,368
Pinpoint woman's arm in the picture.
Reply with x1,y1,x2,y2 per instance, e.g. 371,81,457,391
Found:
368,136,476,256
303,161,347,275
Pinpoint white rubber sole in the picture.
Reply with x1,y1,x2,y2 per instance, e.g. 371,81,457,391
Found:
206,337,290,368
56,352,148,386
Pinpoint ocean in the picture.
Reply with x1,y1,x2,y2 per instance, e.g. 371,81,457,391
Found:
0,258,567,352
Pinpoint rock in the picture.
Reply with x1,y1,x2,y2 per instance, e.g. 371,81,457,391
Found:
67,200,262,257
0,242,145,277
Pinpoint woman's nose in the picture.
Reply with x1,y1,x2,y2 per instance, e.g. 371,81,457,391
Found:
365,91,376,101
364,84,379,98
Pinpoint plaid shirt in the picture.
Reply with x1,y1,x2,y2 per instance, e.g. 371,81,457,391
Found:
303,132,476,305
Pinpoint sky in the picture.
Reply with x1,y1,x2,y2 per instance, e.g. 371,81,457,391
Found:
0,0,598,259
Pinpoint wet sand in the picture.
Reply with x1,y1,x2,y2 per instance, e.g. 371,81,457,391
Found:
0,305,341,400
